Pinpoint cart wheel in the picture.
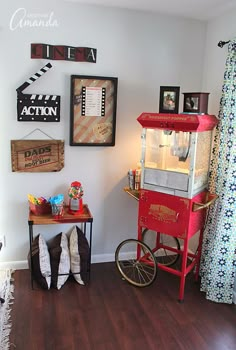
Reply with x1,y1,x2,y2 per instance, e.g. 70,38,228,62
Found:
115,239,157,287
142,229,180,267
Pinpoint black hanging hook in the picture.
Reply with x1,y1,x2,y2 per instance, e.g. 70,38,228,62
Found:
217,40,230,48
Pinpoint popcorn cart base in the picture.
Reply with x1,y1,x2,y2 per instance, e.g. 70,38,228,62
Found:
138,189,217,302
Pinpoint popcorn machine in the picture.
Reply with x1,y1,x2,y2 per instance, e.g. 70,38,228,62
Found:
137,112,218,301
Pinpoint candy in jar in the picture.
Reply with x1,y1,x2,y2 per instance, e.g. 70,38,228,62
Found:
68,181,84,214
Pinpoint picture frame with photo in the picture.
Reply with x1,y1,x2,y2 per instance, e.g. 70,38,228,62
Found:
159,86,180,114
183,92,209,114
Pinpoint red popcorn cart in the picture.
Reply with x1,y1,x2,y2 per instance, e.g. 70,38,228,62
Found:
115,112,218,302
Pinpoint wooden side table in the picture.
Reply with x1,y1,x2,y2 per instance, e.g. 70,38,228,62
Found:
28,204,93,289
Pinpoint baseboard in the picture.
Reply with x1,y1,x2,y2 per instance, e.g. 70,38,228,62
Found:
0,260,29,270
0,254,116,270
0,247,196,271
91,253,115,264
92,246,195,263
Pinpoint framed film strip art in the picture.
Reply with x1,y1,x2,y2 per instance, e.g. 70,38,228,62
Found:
16,63,60,122
70,75,118,146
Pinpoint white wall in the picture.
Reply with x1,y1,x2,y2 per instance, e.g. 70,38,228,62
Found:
0,0,207,267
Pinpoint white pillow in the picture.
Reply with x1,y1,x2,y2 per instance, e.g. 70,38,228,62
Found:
31,234,51,289
69,226,89,285
49,233,70,290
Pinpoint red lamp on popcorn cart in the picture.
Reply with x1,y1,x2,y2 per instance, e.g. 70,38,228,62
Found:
115,112,218,302
68,181,84,215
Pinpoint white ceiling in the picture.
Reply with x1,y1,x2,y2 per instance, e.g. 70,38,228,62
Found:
65,0,236,21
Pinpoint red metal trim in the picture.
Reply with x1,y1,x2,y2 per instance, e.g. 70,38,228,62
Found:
137,112,218,131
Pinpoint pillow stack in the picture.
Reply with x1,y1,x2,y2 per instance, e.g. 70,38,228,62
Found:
29,226,90,290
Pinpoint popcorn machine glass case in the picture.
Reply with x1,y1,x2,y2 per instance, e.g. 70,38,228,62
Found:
138,113,218,199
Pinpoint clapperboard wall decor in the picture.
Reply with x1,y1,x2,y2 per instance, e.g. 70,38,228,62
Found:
16,63,61,122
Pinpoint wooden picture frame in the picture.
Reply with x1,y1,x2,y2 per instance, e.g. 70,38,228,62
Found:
70,75,118,146
159,86,180,114
183,92,209,114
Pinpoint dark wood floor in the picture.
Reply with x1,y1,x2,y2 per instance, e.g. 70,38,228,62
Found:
10,263,236,350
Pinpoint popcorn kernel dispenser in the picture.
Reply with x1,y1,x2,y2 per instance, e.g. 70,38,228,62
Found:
68,181,84,215
137,112,218,301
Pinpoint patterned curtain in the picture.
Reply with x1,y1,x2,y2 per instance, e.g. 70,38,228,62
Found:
200,40,236,304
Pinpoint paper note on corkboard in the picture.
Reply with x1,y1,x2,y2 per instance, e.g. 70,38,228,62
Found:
11,140,64,172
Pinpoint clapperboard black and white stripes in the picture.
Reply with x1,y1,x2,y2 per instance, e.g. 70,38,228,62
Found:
16,63,61,122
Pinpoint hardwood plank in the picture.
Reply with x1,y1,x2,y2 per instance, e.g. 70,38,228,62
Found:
10,263,236,350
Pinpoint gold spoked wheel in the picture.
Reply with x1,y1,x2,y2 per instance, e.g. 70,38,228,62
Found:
115,239,157,287
142,229,180,267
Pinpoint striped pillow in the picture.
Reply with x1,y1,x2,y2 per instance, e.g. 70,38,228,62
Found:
31,234,51,289
49,233,70,290
69,226,89,285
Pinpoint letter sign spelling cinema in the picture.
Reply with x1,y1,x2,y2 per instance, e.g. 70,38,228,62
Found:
16,62,60,122
31,43,97,63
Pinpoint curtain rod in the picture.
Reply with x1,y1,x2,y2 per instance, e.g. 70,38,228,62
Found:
217,40,230,48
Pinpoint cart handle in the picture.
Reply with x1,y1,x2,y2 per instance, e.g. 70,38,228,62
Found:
192,193,218,212
124,187,140,201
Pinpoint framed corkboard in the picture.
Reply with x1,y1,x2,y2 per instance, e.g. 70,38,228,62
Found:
11,140,64,172
70,75,118,146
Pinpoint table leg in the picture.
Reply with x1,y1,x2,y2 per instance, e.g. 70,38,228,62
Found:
28,220,34,289
88,222,93,280
83,222,92,282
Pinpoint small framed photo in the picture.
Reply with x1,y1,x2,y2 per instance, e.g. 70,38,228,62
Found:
70,75,118,146
183,92,209,114
159,86,180,114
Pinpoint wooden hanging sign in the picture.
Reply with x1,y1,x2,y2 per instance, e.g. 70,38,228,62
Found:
11,140,64,172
